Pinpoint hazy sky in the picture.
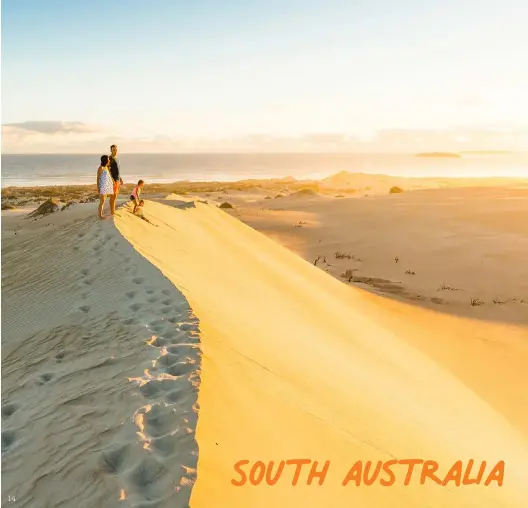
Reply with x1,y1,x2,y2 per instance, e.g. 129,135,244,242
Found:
2,0,528,151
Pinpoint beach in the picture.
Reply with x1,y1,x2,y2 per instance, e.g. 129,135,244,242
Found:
2,173,528,507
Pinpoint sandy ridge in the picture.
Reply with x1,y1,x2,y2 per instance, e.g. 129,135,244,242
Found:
115,198,528,508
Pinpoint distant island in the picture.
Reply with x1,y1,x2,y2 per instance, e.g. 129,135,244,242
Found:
415,152,461,158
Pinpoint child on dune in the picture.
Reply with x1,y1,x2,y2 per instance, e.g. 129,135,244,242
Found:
130,179,145,213
134,200,158,226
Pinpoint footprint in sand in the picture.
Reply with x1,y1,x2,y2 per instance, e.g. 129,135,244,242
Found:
146,289,155,295
36,372,54,385
149,336,169,348
101,443,131,474
132,277,145,285
81,268,90,276
160,299,171,306
144,404,182,441
2,403,19,419
1,430,18,451
148,321,167,333
157,353,195,377
157,353,180,368
129,303,142,312
161,289,171,296
79,305,91,313
55,351,65,360
139,379,174,398
166,389,185,404
147,296,159,304
127,455,166,500
126,291,137,299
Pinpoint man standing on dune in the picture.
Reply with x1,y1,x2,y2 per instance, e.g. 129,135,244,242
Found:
109,144,123,215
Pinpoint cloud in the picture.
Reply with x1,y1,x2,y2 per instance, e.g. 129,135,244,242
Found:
1,122,114,153
2,121,527,153
3,121,96,134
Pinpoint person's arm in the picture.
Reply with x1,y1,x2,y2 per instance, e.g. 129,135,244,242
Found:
97,166,103,193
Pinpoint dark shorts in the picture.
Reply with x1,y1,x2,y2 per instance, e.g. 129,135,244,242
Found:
130,195,137,201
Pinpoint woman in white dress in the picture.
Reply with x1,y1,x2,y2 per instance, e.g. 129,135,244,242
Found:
97,155,114,219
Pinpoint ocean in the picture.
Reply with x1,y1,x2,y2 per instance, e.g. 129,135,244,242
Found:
2,153,527,188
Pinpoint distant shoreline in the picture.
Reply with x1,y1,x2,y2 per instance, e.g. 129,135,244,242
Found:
415,152,461,158
3,173,528,211
416,150,514,158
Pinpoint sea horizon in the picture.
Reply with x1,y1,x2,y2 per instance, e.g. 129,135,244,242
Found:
2,152,528,188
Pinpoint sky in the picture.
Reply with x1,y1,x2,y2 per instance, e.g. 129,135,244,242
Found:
2,0,528,152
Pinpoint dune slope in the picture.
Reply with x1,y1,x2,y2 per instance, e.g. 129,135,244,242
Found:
116,199,528,508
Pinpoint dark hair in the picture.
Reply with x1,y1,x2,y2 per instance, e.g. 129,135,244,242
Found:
138,179,144,185
100,155,109,166
110,144,117,150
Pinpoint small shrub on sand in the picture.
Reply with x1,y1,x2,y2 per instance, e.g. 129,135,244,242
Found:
291,188,317,197
219,202,234,209
341,268,359,282
470,298,484,307
27,198,60,217
389,186,404,194
1,202,16,210
438,282,460,291
61,201,76,211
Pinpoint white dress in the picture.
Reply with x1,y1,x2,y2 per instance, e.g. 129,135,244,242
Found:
98,167,114,195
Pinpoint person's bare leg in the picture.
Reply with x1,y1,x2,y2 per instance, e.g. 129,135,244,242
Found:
110,193,117,215
98,196,106,219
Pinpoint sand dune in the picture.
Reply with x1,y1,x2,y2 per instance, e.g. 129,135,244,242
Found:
2,185,527,507
114,198,528,508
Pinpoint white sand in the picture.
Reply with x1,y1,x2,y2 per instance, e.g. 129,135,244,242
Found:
2,205,200,507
